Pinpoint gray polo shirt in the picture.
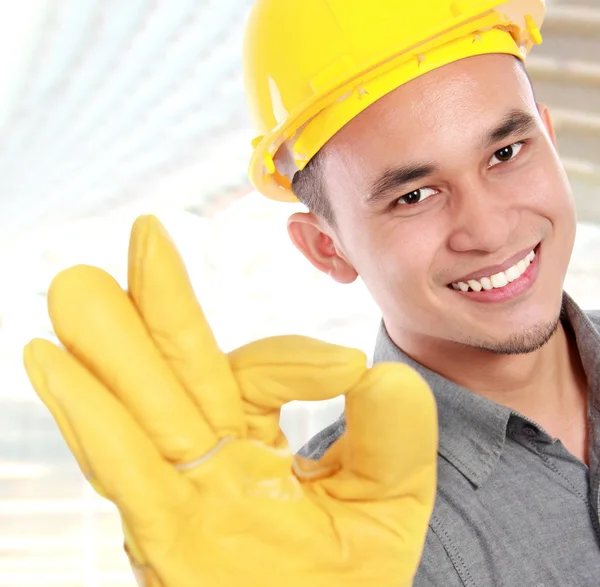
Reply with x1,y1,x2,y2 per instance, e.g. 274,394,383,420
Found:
299,294,600,586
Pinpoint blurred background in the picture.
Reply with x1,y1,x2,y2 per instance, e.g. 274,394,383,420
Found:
0,0,599,584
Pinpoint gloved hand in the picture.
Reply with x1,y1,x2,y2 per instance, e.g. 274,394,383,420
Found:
23,215,437,587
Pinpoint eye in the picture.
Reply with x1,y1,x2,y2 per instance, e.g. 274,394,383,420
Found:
396,187,439,206
488,141,524,167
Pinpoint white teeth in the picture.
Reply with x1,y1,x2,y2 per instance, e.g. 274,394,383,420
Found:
451,248,536,293
480,277,493,291
491,272,508,288
505,265,520,282
468,280,482,292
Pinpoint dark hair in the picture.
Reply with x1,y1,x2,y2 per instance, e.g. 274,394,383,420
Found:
291,150,336,225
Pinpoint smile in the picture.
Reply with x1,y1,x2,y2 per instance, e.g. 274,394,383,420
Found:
451,249,535,292
448,244,541,303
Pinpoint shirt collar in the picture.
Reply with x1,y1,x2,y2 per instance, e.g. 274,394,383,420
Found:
563,294,600,396
372,293,600,488
562,295,600,487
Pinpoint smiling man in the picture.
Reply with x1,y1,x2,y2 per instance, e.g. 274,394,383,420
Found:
245,0,599,583
292,53,596,584
22,0,600,586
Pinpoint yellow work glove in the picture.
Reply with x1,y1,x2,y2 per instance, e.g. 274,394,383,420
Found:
23,215,437,587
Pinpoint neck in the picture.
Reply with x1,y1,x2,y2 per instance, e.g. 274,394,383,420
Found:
390,321,589,463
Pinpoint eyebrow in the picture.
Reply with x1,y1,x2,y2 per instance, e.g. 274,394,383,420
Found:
365,109,539,206
366,162,438,206
483,109,538,149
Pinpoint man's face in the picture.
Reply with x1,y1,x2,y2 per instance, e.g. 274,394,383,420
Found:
321,54,576,354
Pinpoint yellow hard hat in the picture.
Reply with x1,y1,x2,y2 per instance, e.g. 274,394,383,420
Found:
243,0,545,202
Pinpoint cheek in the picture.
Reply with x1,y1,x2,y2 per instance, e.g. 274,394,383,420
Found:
526,157,577,254
353,217,443,301
522,149,575,218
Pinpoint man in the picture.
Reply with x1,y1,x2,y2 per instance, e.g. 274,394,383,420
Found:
22,0,600,585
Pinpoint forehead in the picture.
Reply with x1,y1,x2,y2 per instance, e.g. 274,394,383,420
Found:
324,54,536,168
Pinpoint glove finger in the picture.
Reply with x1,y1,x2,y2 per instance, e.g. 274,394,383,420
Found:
128,215,245,438
23,338,193,545
316,362,437,523
47,265,217,465
229,335,367,445
23,339,97,489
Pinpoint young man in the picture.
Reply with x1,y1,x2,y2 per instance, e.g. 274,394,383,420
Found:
23,0,600,585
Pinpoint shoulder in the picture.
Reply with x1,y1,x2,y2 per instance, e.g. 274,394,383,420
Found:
296,415,345,460
585,310,600,331
412,527,464,587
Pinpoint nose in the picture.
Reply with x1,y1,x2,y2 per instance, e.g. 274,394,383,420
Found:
447,179,519,254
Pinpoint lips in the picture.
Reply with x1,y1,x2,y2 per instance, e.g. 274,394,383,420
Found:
449,244,540,286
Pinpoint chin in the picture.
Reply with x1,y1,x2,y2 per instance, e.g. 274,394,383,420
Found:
461,314,561,355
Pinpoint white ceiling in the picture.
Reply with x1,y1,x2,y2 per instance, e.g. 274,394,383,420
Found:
0,0,255,245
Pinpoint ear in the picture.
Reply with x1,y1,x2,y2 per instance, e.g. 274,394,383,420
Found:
537,103,558,148
287,211,358,284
